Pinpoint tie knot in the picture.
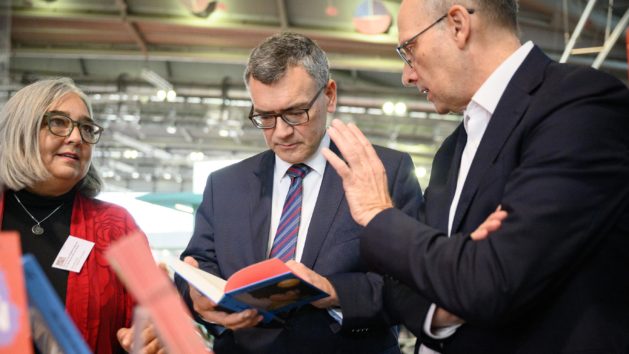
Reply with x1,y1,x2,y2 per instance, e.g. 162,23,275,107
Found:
287,164,310,179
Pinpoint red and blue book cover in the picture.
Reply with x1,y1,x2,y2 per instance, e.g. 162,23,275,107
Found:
0,231,33,354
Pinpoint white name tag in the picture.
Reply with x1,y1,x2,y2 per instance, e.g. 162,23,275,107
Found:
52,235,95,273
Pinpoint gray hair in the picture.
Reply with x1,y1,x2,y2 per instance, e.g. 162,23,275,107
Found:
0,77,103,198
424,0,519,33
243,32,330,90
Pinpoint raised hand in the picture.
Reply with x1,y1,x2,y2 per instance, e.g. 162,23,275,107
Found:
322,119,394,226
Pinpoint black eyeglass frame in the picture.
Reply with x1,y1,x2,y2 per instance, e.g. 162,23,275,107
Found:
248,84,327,129
396,8,475,68
43,112,105,144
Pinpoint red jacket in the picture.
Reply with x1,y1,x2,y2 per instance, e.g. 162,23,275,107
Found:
1,191,145,354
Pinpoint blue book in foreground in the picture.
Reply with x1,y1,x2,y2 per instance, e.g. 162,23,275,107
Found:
169,258,328,323
22,254,92,354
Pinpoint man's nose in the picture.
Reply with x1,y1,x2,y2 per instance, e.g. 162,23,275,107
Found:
401,64,417,87
273,116,294,135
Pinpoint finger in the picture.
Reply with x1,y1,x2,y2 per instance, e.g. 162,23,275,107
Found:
142,324,157,343
346,122,381,167
116,327,132,349
470,211,508,241
322,147,351,180
222,309,260,330
157,262,169,275
483,219,504,233
191,289,218,315
144,335,162,354
183,256,199,268
284,260,307,277
344,123,384,174
198,308,230,326
495,210,508,221
470,229,488,241
328,120,362,164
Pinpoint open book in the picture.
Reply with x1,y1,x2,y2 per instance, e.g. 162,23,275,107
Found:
169,258,328,323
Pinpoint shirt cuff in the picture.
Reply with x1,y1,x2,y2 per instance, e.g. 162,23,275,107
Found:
327,307,343,324
423,303,461,339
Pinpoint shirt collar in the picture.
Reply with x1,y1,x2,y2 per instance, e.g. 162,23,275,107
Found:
469,41,534,116
274,133,329,178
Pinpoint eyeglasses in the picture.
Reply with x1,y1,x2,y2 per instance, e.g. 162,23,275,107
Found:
43,112,104,144
249,85,326,129
396,8,475,68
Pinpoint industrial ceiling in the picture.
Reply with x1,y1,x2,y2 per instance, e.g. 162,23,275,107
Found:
2,0,628,192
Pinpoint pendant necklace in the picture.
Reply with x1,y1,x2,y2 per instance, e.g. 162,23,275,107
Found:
13,193,63,235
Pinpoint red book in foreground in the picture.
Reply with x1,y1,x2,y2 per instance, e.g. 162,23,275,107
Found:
0,232,33,354
105,232,210,354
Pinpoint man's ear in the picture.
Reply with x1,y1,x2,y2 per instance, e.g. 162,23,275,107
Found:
325,79,338,113
447,5,472,49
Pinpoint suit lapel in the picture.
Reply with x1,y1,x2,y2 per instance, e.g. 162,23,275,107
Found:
451,46,549,232
426,124,467,232
300,143,345,268
249,151,275,262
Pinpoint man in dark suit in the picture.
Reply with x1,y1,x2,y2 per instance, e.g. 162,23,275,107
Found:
175,32,423,354
323,0,629,353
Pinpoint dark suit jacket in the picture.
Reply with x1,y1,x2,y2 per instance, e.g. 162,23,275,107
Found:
176,143,422,354
362,46,629,353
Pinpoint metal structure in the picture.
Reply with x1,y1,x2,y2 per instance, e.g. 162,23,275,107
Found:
3,0,628,193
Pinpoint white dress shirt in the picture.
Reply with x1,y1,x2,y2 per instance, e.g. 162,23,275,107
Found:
266,134,343,322
419,41,535,354
267,134,329,261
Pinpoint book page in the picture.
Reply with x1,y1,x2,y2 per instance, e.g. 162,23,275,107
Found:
167,258,226,303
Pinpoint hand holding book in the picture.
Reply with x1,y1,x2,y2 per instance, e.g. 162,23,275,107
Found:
183,256,264,331
284,260,339,309
170,257,329,326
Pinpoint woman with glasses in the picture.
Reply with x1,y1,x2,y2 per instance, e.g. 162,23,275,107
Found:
0,78,156,354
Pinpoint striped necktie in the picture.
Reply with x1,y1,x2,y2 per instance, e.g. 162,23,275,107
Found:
270,163,311,261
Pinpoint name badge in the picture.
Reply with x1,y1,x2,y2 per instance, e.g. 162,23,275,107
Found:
52,235,95,273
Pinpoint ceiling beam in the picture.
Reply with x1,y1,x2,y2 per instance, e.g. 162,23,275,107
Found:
276,0,289,30
11,47,404,73
114,0,149,57
12,8,397,45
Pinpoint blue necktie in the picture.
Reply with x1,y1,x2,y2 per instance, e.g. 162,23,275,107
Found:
270,164,311,261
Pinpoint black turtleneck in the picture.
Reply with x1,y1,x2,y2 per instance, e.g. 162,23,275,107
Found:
2,187,76,302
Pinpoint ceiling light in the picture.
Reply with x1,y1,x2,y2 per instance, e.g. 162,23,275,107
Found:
394,102,407,116
382,101,395,115
156,90,167,101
